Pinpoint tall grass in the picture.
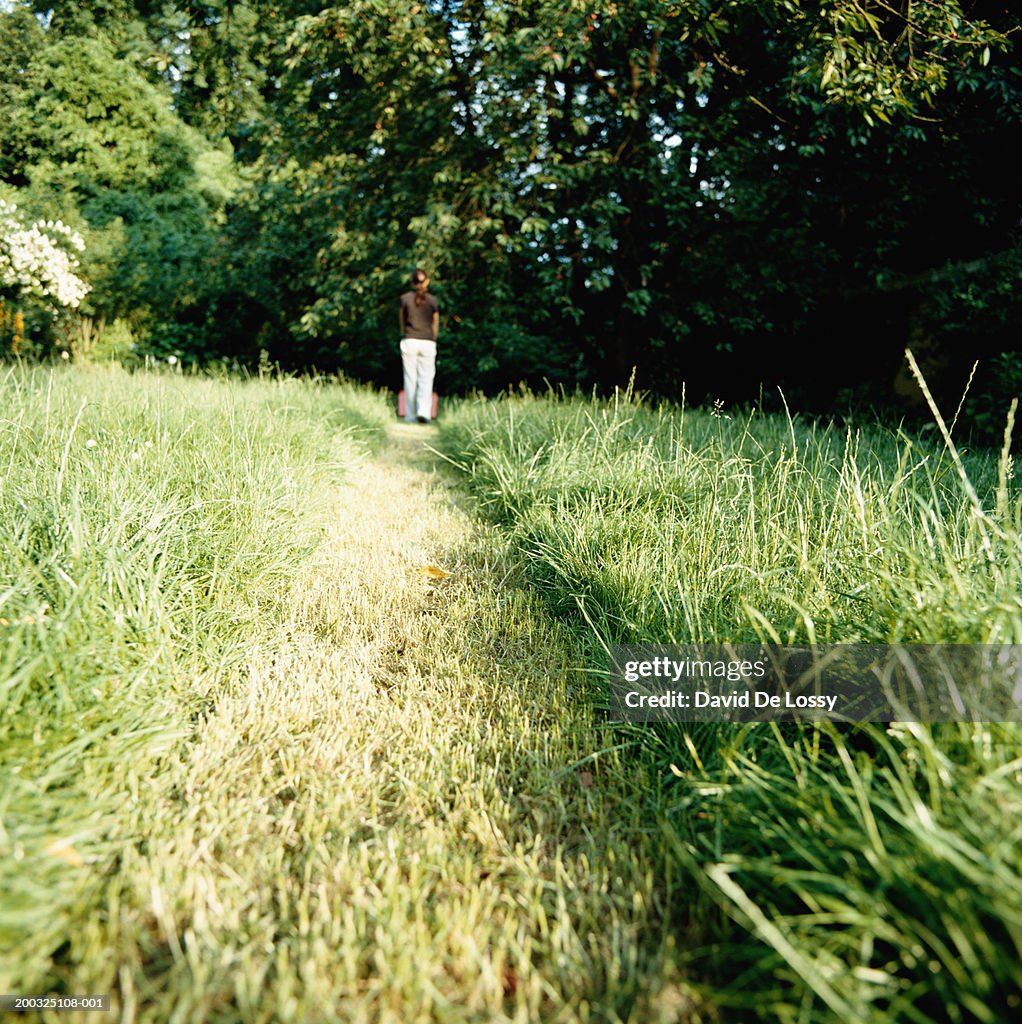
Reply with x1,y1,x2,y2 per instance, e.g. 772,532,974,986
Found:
0,363,391,995
3,366,725,1023
439,384,1022,1022
439,387,1020,646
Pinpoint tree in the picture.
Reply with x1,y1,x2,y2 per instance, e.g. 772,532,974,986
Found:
2,0,1017,413
263,0,1016,396
0,12,237,350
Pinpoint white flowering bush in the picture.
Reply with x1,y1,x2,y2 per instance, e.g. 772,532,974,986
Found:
0,199,90,310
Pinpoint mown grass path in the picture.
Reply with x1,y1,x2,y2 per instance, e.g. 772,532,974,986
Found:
55,419,695,1024
11,373,1020,1024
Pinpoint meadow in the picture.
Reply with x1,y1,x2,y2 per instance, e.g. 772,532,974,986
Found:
1,364,710,1022
2,361,1021,1023
437,375,1022,1022
0,364,386,1016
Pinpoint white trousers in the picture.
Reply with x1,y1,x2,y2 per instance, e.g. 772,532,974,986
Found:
400,338,436,421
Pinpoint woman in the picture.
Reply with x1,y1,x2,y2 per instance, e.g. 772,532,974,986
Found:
398,269,439,423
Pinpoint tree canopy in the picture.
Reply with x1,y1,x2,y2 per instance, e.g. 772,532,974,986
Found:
2,0,1019,424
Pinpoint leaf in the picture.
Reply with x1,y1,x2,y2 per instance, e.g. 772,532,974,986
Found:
420,564,451,580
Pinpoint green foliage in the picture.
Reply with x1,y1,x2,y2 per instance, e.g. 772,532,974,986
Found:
251,0,1019,397
1,0,1018,415
64,316,137,364
0,15,238,350
780,0,1011,122
965,350,1022,448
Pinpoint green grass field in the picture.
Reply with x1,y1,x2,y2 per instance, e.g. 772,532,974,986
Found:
437,380,1022,1023
0,364,390,1013
2,362,1021,1023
